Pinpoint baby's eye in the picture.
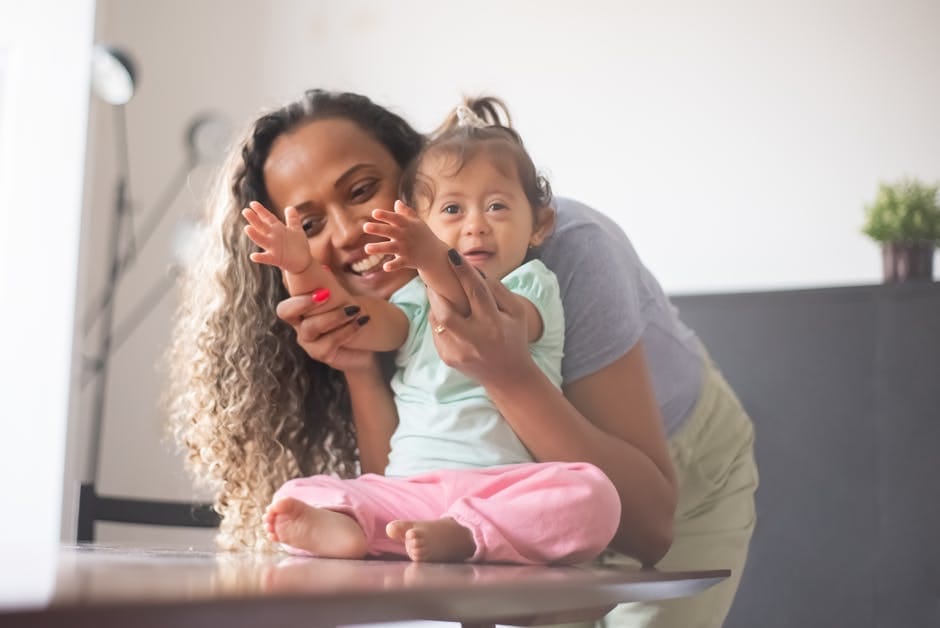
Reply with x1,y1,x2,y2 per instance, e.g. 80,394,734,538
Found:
350,180,377,203
487,202,507,211
442,204,461,215
301,216,326,236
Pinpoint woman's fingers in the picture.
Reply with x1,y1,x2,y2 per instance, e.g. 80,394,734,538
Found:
275,294,318,324
447,250,501,318
297,314,362,346
276,293,345,324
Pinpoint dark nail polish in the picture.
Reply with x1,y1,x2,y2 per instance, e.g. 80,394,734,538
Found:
344,305,361,316
447,248,463,266
357,315,371,326
476,268,486,279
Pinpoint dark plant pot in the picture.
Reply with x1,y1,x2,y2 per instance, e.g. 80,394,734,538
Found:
881,241,936,282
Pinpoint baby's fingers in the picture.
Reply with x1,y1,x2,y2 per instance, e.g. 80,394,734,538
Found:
284,206,302,230
242,207,269,230
363,221,400,240
244,225,275,248
370,208,410,227
394,199,418,218
364,240,401,256
247,200,280,224
249,251,279,267
383,256,409,273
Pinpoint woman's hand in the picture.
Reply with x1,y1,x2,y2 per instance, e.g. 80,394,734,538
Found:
276,291,374,372
425,254,537,386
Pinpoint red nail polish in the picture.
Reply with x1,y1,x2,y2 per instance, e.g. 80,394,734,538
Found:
312,288,330,303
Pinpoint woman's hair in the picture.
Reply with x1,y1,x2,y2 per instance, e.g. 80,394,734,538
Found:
166,89,423,551
400,96,553,214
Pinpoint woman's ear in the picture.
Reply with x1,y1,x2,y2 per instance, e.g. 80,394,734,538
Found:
529,206,556,247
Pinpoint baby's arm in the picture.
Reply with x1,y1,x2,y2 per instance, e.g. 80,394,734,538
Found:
242,201,407,352
364,201,544,341
363,201,470,316
513,294,545,343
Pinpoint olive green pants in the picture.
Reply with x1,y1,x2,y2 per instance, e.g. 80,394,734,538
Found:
556,356,758,628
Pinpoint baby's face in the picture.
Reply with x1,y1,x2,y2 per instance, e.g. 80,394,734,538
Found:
416,153,538,280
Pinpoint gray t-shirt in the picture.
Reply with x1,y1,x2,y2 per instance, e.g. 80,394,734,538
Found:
540,197,704,436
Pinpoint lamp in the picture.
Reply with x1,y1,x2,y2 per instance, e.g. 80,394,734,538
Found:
77,45,228,541
91,45,136,106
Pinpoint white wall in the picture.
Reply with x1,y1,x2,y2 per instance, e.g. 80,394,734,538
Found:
77,0,940,542
0,0,94,600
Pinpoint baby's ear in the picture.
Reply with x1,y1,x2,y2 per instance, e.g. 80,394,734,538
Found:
529,206,556,247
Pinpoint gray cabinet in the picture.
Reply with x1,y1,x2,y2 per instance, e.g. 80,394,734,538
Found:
672,282,940,628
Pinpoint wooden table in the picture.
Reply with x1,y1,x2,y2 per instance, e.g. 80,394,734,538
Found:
0,545,729,628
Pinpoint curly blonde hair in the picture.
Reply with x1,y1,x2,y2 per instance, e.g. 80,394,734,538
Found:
167,90,423,551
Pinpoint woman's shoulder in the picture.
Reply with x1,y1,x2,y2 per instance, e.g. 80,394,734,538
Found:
543,196,642,268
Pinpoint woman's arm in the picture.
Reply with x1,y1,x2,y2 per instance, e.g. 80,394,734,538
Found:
427,261,677,566
276,293,399,475
345,359,398,474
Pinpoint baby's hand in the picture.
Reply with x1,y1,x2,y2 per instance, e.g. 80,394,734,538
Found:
362,201,441,272
242,201,312,274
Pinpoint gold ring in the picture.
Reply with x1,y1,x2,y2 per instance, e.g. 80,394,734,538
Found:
433,324,446,334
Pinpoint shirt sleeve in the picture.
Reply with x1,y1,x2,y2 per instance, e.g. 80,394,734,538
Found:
502,259,565,387
388,275,429,361
539,198,655,384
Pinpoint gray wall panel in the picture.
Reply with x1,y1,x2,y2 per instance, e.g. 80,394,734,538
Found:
672,283,939,628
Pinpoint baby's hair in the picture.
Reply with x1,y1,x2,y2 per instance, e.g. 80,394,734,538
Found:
399,96,553,215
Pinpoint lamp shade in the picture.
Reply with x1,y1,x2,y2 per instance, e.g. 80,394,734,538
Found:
91,45,136,105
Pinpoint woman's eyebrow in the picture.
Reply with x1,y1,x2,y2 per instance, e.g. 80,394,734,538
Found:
293,200,317,213
334,163,375,189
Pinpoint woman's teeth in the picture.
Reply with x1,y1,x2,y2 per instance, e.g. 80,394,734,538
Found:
350,253,388,275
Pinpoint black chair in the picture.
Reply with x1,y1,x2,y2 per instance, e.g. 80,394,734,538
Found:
76,482,220,542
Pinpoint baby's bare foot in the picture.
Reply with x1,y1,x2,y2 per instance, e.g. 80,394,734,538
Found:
265,498,367,559
386,517,475,563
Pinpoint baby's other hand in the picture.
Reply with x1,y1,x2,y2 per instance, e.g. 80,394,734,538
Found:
362,200,439,272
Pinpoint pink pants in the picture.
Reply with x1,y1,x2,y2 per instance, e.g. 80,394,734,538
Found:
273,461,621,565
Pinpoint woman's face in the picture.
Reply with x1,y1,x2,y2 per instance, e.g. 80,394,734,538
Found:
263,118,417,300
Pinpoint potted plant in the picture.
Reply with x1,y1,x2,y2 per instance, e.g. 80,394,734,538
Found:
862,178,940,282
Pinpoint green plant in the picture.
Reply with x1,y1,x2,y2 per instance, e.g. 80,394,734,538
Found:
862,178,940,245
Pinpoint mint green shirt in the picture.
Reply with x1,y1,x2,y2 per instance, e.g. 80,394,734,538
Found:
384,259,564,477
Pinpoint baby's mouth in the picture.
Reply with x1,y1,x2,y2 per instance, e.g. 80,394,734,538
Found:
348,253,392,276
461,248,493,263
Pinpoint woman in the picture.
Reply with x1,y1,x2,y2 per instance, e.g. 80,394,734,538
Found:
168,89,757,627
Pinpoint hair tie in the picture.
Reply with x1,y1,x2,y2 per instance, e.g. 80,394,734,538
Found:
455,105,488,129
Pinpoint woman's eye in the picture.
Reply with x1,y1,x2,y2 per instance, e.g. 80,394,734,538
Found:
301,216,325,236
442,204,460,215
350,180,377,203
